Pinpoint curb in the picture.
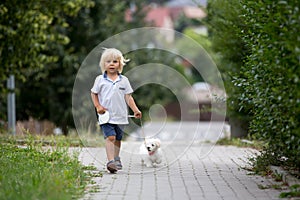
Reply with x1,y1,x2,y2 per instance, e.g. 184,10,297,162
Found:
270,166,300,186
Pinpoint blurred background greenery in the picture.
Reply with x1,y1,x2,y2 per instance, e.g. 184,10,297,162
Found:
0,0,299,179
1,0,213,135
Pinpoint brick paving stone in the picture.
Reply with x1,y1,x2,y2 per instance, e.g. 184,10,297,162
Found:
79,142,287,200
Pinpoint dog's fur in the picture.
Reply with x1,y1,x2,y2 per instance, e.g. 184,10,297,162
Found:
139,138,162,167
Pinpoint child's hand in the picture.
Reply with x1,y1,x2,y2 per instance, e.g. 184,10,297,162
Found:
134,110,142,119
96,105,107,114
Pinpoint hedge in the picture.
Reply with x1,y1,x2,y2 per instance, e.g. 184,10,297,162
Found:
207,0,300,169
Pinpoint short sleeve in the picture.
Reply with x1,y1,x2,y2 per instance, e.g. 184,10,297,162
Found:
91,75,101,94
123,76,134,94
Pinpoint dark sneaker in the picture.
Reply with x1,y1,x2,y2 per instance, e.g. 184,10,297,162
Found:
114,156,122,170
107,160,118,173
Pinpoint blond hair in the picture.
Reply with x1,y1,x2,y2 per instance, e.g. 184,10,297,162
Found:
99,48,129,73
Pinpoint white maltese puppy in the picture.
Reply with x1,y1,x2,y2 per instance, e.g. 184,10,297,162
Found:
139,138,162,167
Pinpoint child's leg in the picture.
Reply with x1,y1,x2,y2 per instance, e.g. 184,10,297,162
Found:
114,140,121,158
114,125,124,158
105,135,116,161
101,124,119,173
114,125,124,170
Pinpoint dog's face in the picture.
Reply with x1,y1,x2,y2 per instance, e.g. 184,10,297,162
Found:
145,139,161,154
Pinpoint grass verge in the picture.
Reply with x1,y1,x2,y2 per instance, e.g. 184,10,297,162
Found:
0,132,105,148
216,137,264,150
0,141,88,200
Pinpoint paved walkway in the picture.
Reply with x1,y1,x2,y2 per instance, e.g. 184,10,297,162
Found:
78,141,285,200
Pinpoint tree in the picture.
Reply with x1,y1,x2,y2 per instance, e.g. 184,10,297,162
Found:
15,0,147,134
0,0,94,121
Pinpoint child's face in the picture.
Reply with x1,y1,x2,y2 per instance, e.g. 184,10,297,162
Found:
104,57,120,74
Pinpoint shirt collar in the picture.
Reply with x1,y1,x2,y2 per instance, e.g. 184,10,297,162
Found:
103,71,122,82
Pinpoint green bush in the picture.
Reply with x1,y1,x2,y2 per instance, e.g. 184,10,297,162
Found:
237,0,300,169
206,0,251,126
207,0,300,169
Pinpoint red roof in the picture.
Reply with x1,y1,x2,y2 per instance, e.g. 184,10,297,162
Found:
126,5,206,29
146,7,171,27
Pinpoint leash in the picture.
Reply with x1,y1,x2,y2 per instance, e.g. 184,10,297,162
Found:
139,117,147,147
128,115,147,147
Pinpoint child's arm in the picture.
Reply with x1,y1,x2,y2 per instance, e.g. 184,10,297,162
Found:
125,94,142,119
91,92,106,114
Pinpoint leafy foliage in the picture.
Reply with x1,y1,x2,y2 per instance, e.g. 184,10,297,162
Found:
125,48,187,115
181,28,222,84
207,0,300,169
0,0,94,121
206,0,251,121
237,0,300,169
0,0,94,87
1,0,146,133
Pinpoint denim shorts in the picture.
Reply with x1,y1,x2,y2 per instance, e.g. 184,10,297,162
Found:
100,123,125,141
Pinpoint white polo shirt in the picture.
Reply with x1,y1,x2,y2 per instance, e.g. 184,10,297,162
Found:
91,73,133,124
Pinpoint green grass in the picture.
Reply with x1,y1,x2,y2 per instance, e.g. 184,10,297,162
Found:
216,137,264,150
0,141,88,200
280,184,300,198
0,132,105,148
